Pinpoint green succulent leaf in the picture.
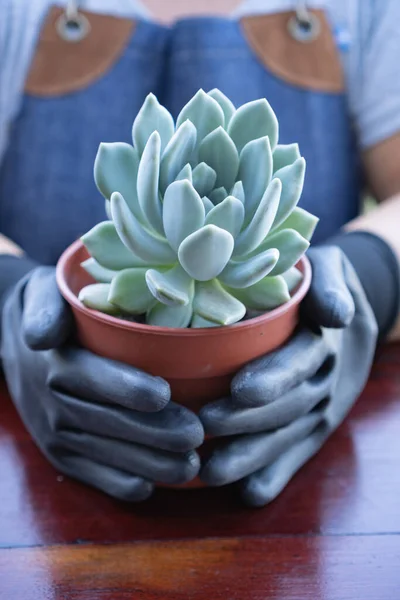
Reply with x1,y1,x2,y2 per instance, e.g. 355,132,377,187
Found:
178,224,234,281
272,206,319,241
94,142,142,221
228,98,279,153
239,136,273,224
191,313,221,328
176,89,225,152
193,279,246,325
192,162,217,197
273,143,301,173
205,195,245,238
111,192,176,265
207,88,236,127
160,120,197,195
137,131,163,234
230,180,245,204
234,178,282,256
209,186,227,205
108,268,155,314
199,126,239,191
253,229,309,276
79,283,119,315
132,93,175,155
219,248,279,288
146,264,194,307
282,266,303,292
147,300,193,328
175,163,192,182
163,180,205,252
272,157,306,228
81,258,118,283
202,196,214,214
81,221,147,270
227,276,290,311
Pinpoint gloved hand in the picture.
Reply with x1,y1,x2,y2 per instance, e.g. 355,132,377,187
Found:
1,267,203,501
199,245,379,506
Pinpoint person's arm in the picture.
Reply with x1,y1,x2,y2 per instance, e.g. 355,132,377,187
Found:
343,134,400,340
333,0,400,341
345,199,400,340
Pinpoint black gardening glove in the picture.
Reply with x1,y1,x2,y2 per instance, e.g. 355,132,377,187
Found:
199,234,399,507
1,265,203,501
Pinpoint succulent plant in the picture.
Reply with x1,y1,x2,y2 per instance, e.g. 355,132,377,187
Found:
79,89,318,328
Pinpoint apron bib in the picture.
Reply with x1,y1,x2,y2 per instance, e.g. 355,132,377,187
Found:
0,5,361,264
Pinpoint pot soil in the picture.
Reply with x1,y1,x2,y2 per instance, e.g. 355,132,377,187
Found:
57,240,311,487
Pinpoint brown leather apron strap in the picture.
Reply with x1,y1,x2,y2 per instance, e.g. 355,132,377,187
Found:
25,6,135,97
241,9,345,93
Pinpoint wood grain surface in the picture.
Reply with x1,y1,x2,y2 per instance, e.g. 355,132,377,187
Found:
1,344,400,599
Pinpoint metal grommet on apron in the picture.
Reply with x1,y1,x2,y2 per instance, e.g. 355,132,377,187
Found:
288,1,321,42
56,0,91,43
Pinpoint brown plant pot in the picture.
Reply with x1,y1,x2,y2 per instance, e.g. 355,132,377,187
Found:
56,240,311,487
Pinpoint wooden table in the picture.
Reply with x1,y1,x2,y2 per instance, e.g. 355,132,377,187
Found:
1,344,400,599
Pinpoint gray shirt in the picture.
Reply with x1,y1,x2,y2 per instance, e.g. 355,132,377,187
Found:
1,0,399,162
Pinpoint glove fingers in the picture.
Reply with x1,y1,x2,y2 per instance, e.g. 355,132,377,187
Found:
57,429,200,485
231,327,330,407
49,391,204,452
200,412,322,487
200,363,334,436
240,422,329,507
47,346,171,413
303,246,355,329
22,267,72,350
56,452,154,502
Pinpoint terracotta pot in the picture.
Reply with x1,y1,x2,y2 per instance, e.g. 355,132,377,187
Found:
56,240,311,487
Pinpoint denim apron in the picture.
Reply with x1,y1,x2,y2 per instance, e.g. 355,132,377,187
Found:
0,4,361,265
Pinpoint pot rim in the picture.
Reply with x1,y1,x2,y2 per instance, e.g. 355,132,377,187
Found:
56,239,312,338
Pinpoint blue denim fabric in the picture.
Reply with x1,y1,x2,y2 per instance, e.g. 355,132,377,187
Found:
0,15,361,265
163,18,361,245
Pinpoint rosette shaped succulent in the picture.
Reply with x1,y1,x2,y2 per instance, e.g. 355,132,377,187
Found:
79,89,318,328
